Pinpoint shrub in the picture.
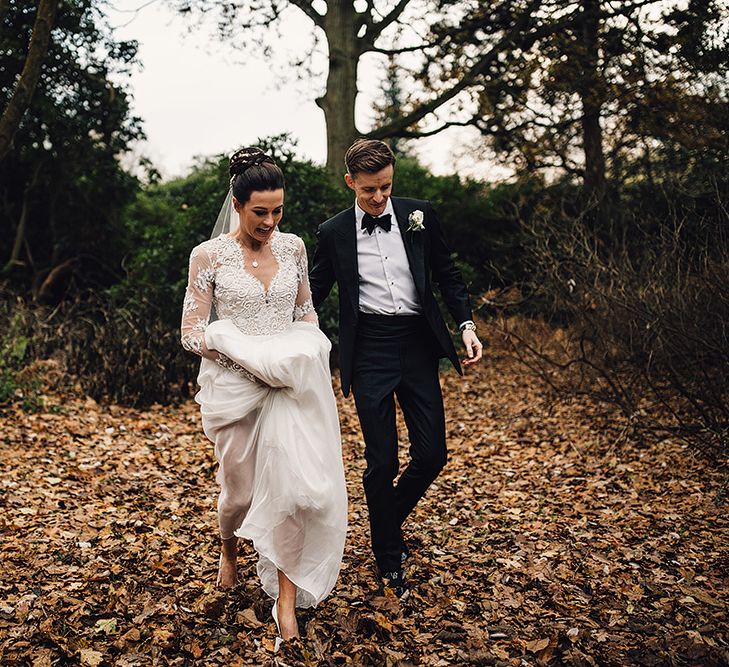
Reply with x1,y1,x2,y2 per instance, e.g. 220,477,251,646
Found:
0,295,62,410
504,174,729,458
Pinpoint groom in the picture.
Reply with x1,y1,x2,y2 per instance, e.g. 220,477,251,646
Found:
310,139,482,596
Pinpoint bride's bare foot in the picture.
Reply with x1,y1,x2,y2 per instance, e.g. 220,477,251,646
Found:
275,598,299,640
216,554,237,589
217,536,238,589
273,569,299,640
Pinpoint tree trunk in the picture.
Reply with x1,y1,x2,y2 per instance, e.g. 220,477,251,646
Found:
0,0,59,162
37,258,75,302
316,1,361,175
9,194,31,271
3,162,42,274
579,0,606,201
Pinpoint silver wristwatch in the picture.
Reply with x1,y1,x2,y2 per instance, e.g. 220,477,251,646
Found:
459,320,476,333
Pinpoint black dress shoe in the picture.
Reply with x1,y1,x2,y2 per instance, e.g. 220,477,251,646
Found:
381,569,407,597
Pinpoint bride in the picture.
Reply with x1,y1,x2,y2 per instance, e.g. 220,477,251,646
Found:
180,147,347,641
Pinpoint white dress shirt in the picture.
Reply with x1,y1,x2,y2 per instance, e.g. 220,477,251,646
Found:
355,200,422,316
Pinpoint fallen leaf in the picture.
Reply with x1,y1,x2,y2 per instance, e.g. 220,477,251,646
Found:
526,637,550,652
236,607,263,629
94,618,117,634
79,649,104,667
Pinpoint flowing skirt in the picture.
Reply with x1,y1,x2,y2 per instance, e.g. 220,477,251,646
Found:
196,319,347,608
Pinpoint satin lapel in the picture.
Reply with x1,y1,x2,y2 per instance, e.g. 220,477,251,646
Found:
334,208,359,313
392,198,426,299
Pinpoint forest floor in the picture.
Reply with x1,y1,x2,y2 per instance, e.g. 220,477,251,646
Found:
1,320,728,667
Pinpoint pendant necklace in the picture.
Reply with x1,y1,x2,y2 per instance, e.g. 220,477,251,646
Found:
234,234,266,269
246,242,265,269
250,246,263,268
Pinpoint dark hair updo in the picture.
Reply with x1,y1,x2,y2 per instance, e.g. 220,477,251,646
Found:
229,147,285,205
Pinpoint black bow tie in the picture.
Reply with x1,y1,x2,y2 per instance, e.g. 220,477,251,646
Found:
361,212,392,235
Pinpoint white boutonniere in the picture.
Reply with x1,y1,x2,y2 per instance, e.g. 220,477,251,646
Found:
407,209,425,232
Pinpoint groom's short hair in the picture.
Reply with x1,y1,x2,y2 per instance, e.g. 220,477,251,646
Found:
345,139,396,176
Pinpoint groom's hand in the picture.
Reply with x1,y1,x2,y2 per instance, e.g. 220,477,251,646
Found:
462,330,483,366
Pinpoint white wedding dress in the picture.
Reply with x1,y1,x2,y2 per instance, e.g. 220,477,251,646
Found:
181,230,347,608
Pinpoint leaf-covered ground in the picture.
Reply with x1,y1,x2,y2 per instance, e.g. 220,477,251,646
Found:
1,323,728,666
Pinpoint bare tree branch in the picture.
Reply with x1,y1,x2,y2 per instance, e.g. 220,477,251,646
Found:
369,41,439,55
366,0,668,141
363,0,411,46
395,119,478,138
288,0,324,29
369,0,565,139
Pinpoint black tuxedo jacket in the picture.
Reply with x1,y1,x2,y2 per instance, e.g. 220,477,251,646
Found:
310,197,472,397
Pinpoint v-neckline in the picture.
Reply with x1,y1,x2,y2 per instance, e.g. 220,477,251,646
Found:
227,233,280,295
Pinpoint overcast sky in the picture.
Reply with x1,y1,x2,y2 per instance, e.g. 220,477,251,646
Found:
107,0,505,181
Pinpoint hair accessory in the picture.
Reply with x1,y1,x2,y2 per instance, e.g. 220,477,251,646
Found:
229,147,272,184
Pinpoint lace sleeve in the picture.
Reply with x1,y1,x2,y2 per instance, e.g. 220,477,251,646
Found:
293,238,318,325
181,245,258,383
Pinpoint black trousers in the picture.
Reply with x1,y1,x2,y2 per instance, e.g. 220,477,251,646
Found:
351,314,447,573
